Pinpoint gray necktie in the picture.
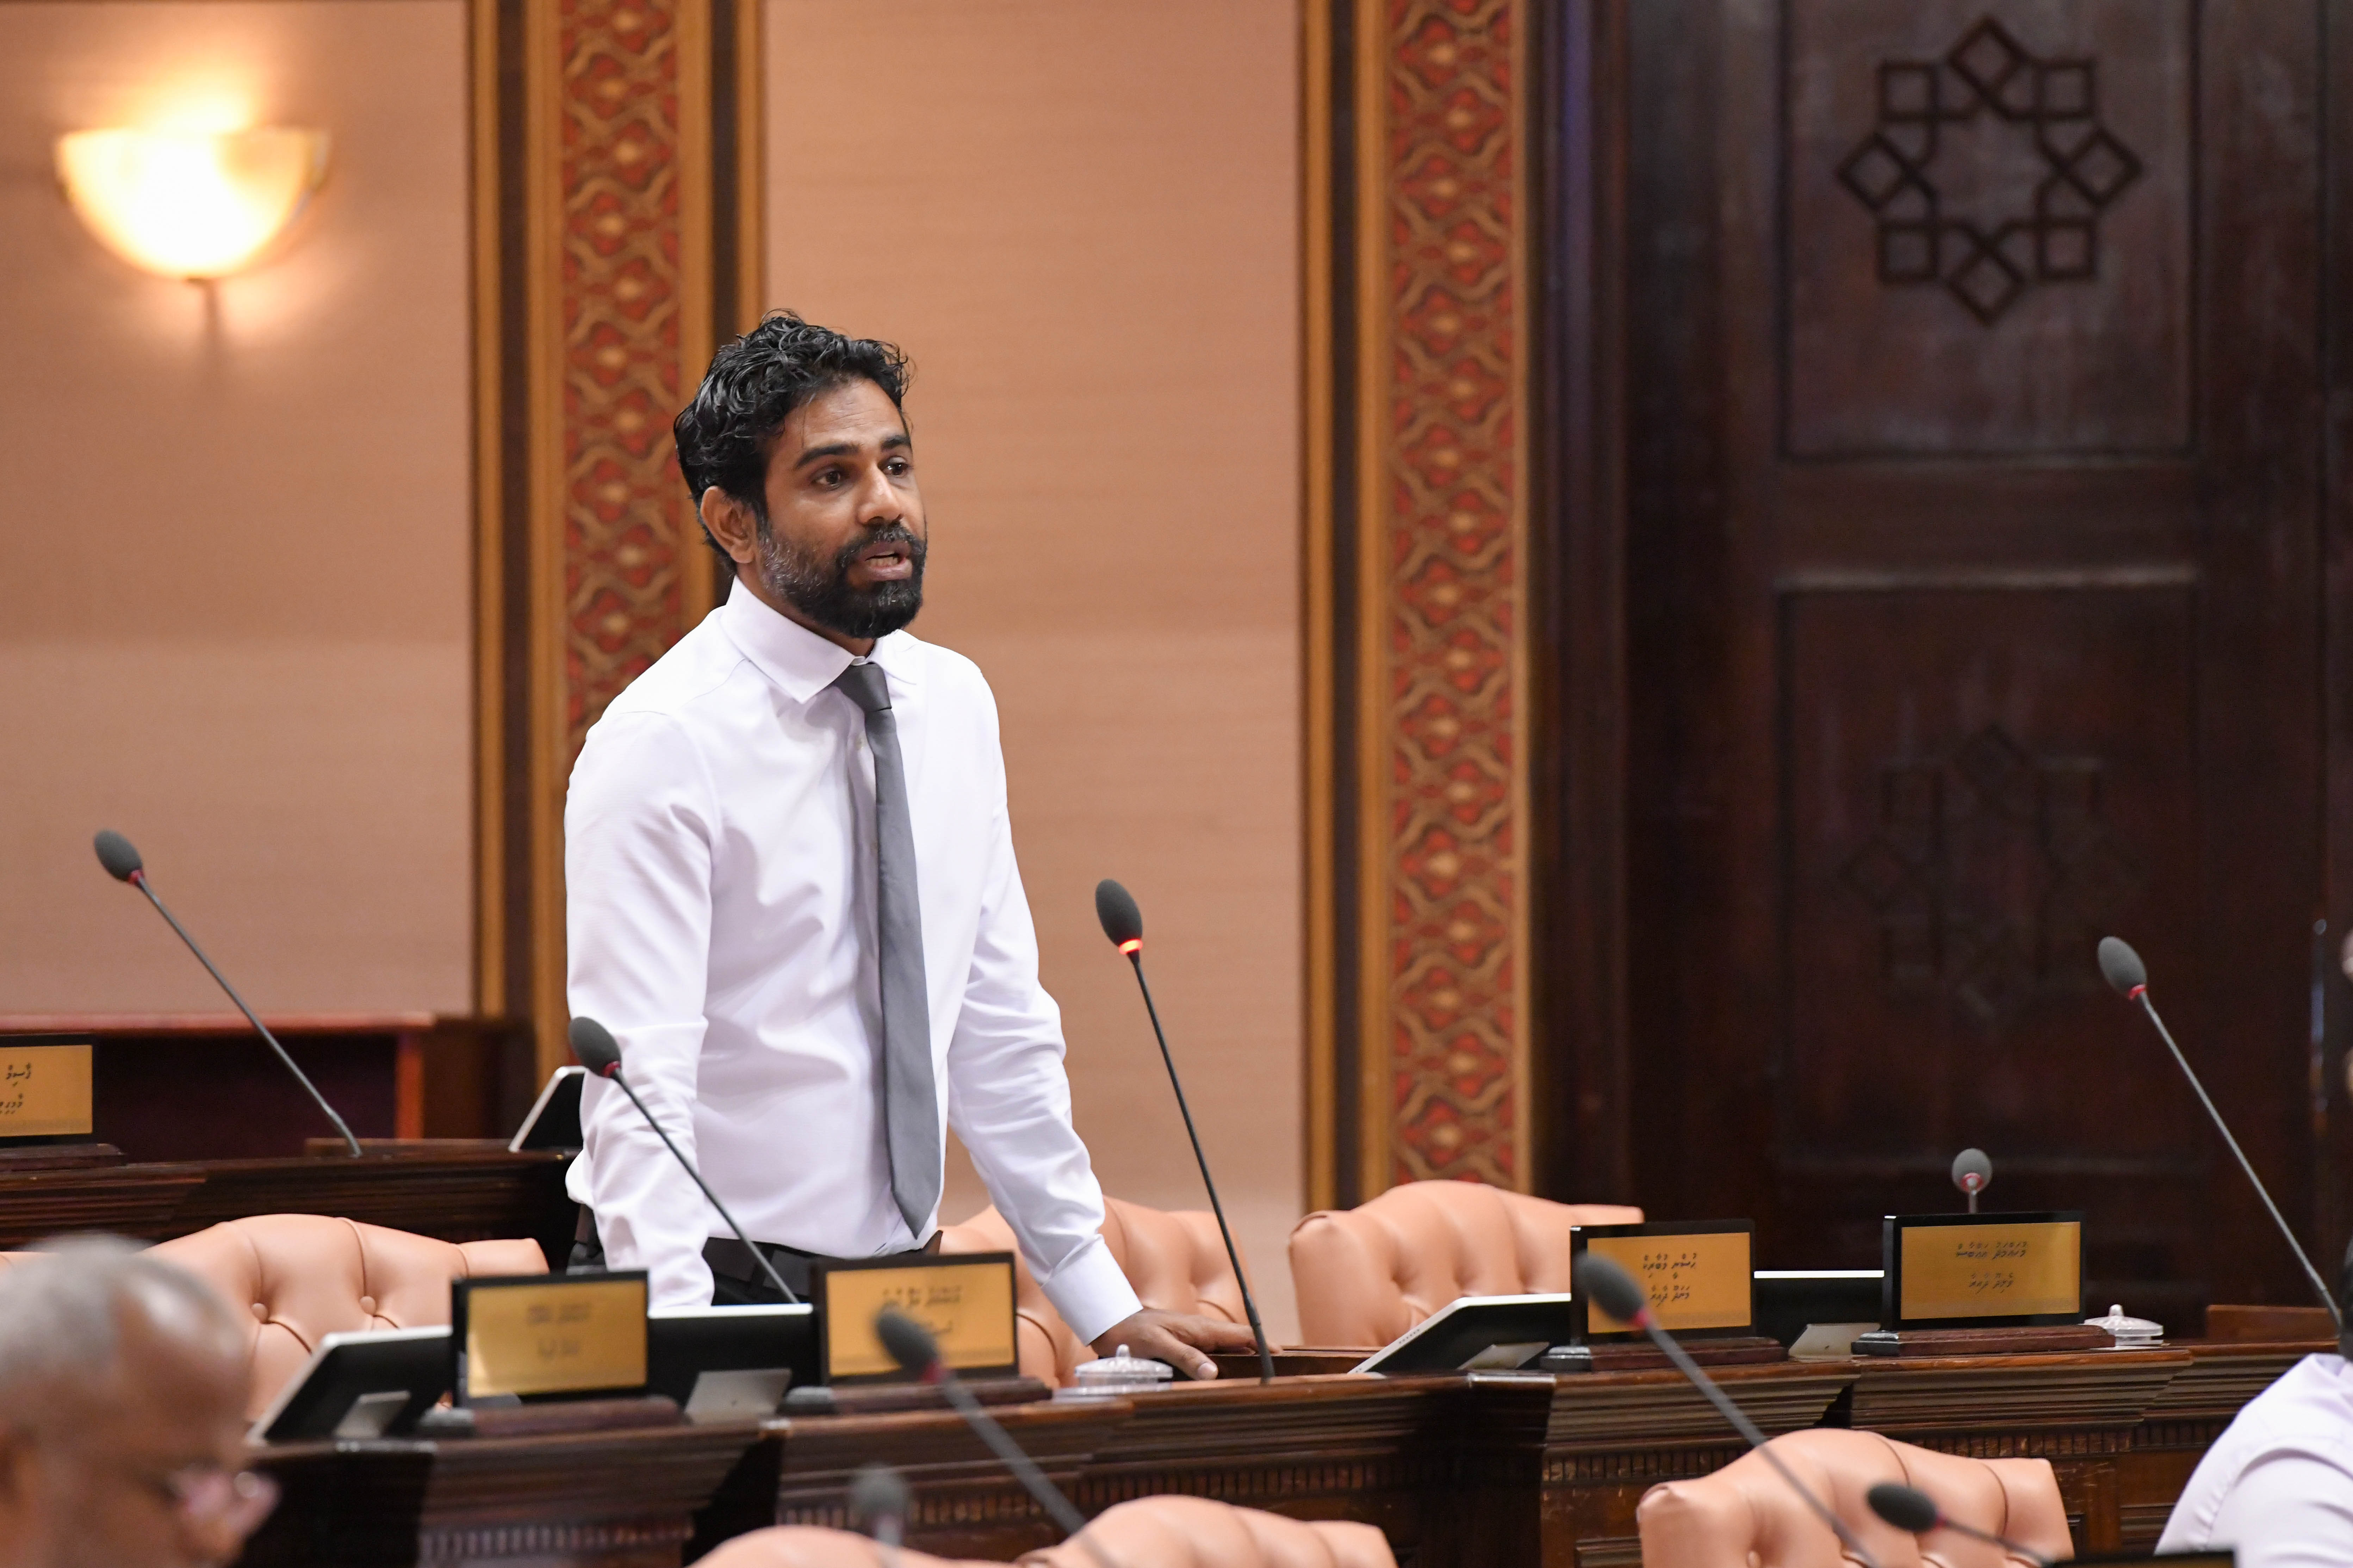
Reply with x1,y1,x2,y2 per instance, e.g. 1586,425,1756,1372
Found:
831,660,942,1238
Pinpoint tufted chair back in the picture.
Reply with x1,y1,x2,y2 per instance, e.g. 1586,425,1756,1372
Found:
937,1196,1252,1387
701,1501,1393,1568
1022,1495,1396,1568
698,1528,996,1568
1635,1429,2070,1568
1287,1179,1643,1347
151,1214,546,1419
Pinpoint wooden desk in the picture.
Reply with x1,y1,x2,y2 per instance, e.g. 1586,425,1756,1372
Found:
244,1421,764,1568
232,1340,2325,1568
0,1148,576,1263
0,1012,539,1157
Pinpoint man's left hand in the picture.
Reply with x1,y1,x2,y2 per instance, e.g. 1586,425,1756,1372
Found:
1090,1309,1257,1380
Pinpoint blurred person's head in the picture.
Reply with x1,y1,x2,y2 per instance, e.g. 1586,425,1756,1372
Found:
675,311,925,652
0,1239,267,1568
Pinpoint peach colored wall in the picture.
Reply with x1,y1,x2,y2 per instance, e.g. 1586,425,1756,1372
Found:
0,2,474,1014
764,0,1305,1339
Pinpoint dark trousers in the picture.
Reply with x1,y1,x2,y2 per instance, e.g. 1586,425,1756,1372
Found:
569,1208,938,1306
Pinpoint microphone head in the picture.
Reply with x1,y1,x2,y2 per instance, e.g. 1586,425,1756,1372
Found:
875,1304,939,1375
1573,1251,1651,1325
567,1016,623,1078
2098,936,2148,996
93,830,144,882
1095,879,1144,950
1951,1147,1992,1196
847,1463,910,1534
1865,1481,1942,1535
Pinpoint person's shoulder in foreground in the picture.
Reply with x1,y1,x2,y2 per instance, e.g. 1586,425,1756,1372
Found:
2161,1245,2353,1568
0,1237,271,1568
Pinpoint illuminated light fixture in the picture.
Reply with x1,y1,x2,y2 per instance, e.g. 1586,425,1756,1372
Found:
55,126,329,280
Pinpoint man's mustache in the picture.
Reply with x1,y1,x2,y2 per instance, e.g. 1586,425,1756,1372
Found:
836,526,926,574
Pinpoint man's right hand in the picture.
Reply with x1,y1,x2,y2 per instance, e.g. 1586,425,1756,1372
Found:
1090,1309,1258,1380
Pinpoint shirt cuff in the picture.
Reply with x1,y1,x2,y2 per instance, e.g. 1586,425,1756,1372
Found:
1034,1233,1142,1346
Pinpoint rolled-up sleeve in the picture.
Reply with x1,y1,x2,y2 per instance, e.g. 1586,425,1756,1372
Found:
944,715,1141,1344
565,709,722,1309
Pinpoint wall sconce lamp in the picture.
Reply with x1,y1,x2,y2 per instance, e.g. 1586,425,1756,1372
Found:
55,127,329,281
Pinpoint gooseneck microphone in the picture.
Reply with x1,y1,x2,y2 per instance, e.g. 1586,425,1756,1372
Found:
1950,1148,1991,1214
567,1016,801,1304
1866,1481,2051,1568
876,1307,1116,1568
849,1463,909,1561
1092,879,1275,1384
93,830,362,1158
1576,1252,1880,1568
2098,937,2342,1328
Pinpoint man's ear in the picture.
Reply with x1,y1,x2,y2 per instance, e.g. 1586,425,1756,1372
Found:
698,488,762,568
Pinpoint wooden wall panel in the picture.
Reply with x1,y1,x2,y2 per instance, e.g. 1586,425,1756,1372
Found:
1778,585,2206,1305
1614,0,2333,1317
1786,0,2193,455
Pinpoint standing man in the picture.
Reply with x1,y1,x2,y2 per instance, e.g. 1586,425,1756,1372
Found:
564,312,1251,1376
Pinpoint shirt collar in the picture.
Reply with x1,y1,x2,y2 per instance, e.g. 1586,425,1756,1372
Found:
718,576,920,706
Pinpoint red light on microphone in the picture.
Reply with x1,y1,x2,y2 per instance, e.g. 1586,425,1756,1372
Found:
2129,983,2147,1001
1118,938,1142,955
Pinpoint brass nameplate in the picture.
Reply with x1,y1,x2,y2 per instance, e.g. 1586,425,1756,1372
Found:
1899,1219,2080,1322
459,1275,647,1400
0,1045,93,1140
1584,1229,1753,1334
821,1254,1018,1382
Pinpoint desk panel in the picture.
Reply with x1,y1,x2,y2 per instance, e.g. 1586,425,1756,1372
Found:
234,1340,2319,1568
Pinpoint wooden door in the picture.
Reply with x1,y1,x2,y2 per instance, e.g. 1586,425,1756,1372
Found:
1614,0,2335,1322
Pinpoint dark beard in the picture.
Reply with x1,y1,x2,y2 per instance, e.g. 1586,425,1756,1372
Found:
753,514,926,640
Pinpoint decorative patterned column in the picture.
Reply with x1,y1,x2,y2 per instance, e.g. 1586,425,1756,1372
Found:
546,0,713,745
518,0,722,1073
1311,0,1533,1198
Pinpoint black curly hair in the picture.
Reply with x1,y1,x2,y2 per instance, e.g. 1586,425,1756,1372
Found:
674,311,912,563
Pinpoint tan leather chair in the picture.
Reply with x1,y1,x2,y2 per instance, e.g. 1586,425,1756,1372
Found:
1025,1496,1395,1568
697,1529,995,1568
704,1500,1392,1568
1636,1429,2070,1568
1287,1179,1643,1348
938,1197,1252,1387
151,1213,545,1419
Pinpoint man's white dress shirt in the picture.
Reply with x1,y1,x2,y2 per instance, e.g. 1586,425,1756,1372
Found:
2160,1353,2353,1568
563,581,1141,1340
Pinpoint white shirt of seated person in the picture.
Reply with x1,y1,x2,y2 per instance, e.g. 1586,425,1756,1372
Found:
2160,1352,2353,1568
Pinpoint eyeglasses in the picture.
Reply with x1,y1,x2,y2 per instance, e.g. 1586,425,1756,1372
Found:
149,1463,279,1541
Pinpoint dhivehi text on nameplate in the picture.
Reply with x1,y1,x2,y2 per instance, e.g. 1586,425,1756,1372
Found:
0,1045,93,1140
1584,1230,1753,1333
823,1256,1017,1381
461,1275,647,1399
1900,1220,2080,1322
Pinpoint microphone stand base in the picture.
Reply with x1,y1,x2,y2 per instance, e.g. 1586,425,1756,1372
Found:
1207,1349,1369,1379
781,1375,1051,1417
1852,1325,2113,1358
1540,1335,1787,1374
415,1394,683,1438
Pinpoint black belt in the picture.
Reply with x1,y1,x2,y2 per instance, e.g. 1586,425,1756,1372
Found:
570,1209,937,1306
702,1233,940,1303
